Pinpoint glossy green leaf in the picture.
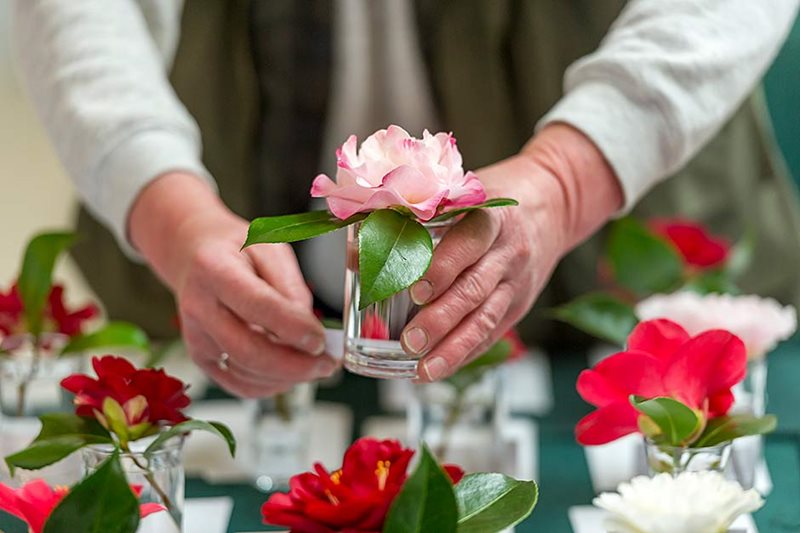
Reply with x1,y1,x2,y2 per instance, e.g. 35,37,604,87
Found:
550,292,638,346
630,396,700,446
695,414,778,447
383,444,458,533
5,414,111,474
455,473,538,533
144,420,236,459
44,449,141,533
243,210,366,246
358,209,433,309
607,219,683,295
18,232,76,335
446,339,512,391
61,321,150,356
428,198,519,223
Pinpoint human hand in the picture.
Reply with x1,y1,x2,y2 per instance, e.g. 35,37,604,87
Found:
129,173,337,397
402,124,624,381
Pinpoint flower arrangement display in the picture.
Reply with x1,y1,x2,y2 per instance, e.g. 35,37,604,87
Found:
575,319,776,474
594,472,763,533
0,232,150,416
261,437,538,533
3,355,236,532
242,126,517,378
552,218,749,346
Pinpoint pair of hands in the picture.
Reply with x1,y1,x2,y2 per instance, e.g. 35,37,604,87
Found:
129,124,621,397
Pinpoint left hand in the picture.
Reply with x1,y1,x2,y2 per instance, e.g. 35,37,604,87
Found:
401,124,623,381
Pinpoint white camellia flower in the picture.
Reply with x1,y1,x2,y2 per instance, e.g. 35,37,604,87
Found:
635,292,797,360
594,472,763,533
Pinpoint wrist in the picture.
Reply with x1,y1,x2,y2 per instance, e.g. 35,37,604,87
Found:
128,172,233,289
520,123,623,249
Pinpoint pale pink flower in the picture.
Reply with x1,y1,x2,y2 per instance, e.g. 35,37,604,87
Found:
635,292,797,360
311,125,486,221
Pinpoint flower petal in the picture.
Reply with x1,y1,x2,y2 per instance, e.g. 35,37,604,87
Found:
576,402,640,445
626,319,690,360
577,351,665,407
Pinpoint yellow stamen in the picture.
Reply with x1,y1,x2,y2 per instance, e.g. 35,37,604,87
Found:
375,460,391,491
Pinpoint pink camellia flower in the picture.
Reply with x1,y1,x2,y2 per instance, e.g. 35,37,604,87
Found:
0,479,164,533
311,126,487,221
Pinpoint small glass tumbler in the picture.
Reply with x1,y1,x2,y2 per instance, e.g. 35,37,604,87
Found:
408,367,506,471
733,358,768,417
248,382,316,491
82,437,185,532
343,219,454,379
644,438,732,476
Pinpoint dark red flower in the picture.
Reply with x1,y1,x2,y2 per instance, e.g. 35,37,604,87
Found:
262,438,463,533
61,355,190,430
649,219,730,270
575,319,746,446
0,283,98,337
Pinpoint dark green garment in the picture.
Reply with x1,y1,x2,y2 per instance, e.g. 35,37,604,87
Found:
71,1,800,346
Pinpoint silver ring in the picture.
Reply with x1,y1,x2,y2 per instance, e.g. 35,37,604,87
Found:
217,352,230,371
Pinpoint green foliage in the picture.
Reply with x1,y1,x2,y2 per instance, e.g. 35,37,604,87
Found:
446,339,512,392
144,420,236,459
428,198,518,223
695,414,778,447
607,219,683,295
455,473,538,533
550,292,638,346
243,211,366,246
61,322,150,356
630,396,701,447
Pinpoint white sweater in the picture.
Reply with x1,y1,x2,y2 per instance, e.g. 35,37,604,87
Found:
12,0,800,258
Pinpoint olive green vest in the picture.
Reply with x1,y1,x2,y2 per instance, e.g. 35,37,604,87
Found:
71,1,800,346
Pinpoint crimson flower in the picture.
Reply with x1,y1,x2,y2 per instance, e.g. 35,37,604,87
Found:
262,438,463,533
61,356,190,437
361,312,390,341
0,479,163,533
575,319,746,446
649,219,730,270
0,283,98,337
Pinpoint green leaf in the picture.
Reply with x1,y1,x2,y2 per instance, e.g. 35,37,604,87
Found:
695,414,778,447
606,219,683,295
44,449,141,533
682,270,739,295
243,211,366,246
144,420,236,459
549,292,638,346
428,198,519,223
630,396,700,446
446,339,512,391
358,210,433,309
18,232,76,335
383,444,458,533
5,414,111,474
455,473,538,533
61,321,150,356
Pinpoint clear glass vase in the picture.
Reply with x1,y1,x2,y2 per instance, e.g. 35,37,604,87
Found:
82,437,185,532
247,382,316,491
0,333,83,418
644,438,732,476
732,358,768,417
343,219,453,379
408,367,506,471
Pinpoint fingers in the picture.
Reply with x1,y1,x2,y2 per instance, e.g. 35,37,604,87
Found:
416,281,516,382
245,243,314,309
408,210,501,306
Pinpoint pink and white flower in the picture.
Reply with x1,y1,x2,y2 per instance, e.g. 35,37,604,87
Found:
635,292,797,360
311,125,487,221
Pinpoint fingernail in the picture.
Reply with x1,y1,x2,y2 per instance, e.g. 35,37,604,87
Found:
403,327,428,354
410,279,433,305
423,356,448,381
301,333,326,356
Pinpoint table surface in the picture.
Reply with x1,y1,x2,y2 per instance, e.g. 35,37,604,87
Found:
2,341,799,533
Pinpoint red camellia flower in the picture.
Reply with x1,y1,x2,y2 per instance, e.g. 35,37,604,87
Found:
649,219,730,270
575,319,746,445
0,479,163,533
61,355,190,431
502,329,527,362
0,283,98,337
262,438,463,533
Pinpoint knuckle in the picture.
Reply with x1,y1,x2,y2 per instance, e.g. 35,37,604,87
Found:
474,305,501,335
452,271,489,308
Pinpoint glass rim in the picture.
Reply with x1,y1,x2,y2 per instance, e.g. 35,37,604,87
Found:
643,436,732,452
84,434,185,457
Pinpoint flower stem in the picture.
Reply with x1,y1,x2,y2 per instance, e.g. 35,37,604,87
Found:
16,339,42,417
123,445,179,526
435,387,465,462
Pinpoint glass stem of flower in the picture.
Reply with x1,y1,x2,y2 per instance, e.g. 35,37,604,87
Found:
435,387,466,462
274,392,292,423
15,337,42,416
122,443,178,526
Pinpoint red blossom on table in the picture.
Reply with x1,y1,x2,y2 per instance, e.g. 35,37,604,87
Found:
0,479,163,533
61,355,190,435
575,319,746,446
262,438,463,533
0,283,98,338
649,219,730,270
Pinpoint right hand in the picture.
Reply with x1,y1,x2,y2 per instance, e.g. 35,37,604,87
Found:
129,172,338,397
